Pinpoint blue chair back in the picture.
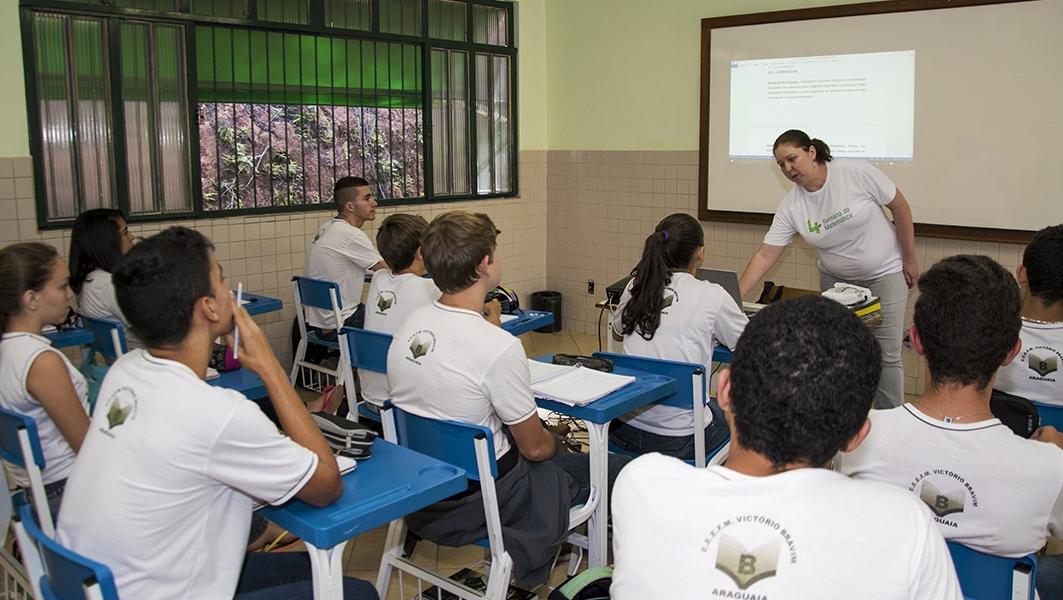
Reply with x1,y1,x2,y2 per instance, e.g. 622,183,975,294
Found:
79,315,128,362
593,352,704,410
385,404,497,482
292,276,344,312
947,542,1036,600
18,502,120,600
1034,401,1063,431
341,327,393,373
0,407,46,470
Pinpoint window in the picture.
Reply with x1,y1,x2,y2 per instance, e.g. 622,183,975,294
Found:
21,0,516,228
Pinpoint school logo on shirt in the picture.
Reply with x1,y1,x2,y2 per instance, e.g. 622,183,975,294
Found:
1027,351,1058,379
375,291,397,315
406,331,436,365
910,470,979,528
919,481,965,518
661,287,678,313
806,219,822,234
99,388,138,438
704,514,797,597
715,534,780,590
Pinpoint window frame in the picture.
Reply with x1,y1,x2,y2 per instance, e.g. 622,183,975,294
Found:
20,0,518,229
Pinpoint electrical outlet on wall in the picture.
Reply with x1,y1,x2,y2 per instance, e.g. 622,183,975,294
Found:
587,280,596,295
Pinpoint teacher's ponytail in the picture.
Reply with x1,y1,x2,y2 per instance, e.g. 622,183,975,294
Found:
774,129,833,163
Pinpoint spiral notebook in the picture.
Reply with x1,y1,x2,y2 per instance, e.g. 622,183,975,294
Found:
527,359,635,406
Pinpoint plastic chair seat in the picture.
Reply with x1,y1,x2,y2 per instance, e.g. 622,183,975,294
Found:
358,403,382,423
306,331,340,349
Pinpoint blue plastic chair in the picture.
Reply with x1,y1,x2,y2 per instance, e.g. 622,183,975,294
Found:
0,407,53,536
289,276,348,394
1033,401,1063,431
596,352,730,468
340,327,394,423
78,315,128,413
18,501,119,600
947,542,1037,600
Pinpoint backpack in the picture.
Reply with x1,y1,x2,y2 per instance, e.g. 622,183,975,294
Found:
989,388,1040,438
548,567,613,600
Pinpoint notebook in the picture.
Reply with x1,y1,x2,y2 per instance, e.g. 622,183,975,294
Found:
527,359,635,406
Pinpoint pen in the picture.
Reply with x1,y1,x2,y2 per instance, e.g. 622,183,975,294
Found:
233,283,242,359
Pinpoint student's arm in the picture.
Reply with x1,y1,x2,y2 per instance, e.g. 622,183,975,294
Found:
508,414,557,462
228,303,342,506
369,259,388,272
26,352,89,452
738,243,786,298
485,340,553,460
886,190,919,288
1032,426,1063,450
483,298,502,328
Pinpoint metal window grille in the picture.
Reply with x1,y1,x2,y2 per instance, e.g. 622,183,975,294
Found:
324,0,372,31
474,52,510,194
431,48,468,195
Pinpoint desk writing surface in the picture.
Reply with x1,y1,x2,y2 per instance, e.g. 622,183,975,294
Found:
531,355,675,424
258,439,466,549
43,328,95,349
502,310,553,337
240,293,283,316
210,367,266,399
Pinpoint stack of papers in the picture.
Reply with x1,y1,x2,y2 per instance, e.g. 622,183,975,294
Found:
528,360,635,406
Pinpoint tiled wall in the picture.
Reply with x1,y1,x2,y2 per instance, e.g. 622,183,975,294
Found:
0,150,548,369
544,149,1027,396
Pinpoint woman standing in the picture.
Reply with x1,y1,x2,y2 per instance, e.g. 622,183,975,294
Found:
738,130,917,409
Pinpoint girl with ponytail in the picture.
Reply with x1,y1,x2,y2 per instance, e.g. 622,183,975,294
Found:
611,213,748,459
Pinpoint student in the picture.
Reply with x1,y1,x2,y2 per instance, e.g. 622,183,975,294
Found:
611,213,747,459
359,213,439,414
836,255,1063,598
610,296,961,599
387,211,629,587
69,208,139,350
0,243,89,516
995,224,1063,405
56,227,377,600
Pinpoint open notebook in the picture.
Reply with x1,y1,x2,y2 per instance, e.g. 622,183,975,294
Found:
527,359,635,406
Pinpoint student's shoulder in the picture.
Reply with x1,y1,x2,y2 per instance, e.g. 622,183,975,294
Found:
616,453,699,490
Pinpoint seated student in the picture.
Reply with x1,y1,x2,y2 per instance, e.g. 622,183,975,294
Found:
358,213,439,415
995,224,1063,405
836,255,1063,599
0,243,89,516
610,296,960,599
387,211,629,587
56,227,377,600
69,208,141,349
610,213,747,459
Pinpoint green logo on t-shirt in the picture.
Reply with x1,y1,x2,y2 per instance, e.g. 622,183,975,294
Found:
107,401,132,429
806,219,822,234
376,294,394,314
410,336,431,359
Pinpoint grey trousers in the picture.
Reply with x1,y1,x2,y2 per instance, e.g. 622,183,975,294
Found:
821,270,908,409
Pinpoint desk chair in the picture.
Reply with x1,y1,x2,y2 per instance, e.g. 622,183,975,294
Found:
596,352,729,468
17,501,119,600
1033,401,1063,431
947,541,1036,600
340,327,393,424
377,405,596,600
78,315,128,414
290,277,349,394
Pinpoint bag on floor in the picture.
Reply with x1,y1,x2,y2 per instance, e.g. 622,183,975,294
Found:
548,566,612,600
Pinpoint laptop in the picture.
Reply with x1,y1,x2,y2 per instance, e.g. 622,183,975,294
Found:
696,268,744,308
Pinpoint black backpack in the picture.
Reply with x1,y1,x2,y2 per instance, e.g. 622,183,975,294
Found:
989,388,1040,438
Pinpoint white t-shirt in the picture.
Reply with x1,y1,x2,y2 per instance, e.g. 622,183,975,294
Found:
387,301,536,459
764,159,903,280
996,319,1063,405
0,333,88,486
303,218,383,328
360,270,441,409
77,268,143,350
613,272,747,435
837,404,1063,557
611,454,961,600
57,350,318,599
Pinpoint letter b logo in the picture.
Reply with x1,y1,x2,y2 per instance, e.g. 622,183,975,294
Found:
935,495,949,510
738,554,757,575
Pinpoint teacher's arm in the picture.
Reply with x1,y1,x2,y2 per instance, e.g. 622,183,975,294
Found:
739,243,787,298
886,190,918,288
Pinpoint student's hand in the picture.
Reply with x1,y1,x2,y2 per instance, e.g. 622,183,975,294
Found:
225,297,281,376
1032,426,1063,449
483,298,503,327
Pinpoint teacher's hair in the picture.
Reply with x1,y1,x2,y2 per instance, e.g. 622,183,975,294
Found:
773,129,832,163
1022,224,1063,306
620,213,703,340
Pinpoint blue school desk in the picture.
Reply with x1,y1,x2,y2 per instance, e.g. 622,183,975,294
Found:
258,439,467,600
42,328,95,349
712,345,732,363
532,356,676,568
240,292,283,316
501,309,554,336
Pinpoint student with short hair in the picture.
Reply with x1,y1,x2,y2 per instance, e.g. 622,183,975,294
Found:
57,227,377,600
996,224,1063,405
359,213,439,413
69,208,141,348
611,213,747,459
611,296,960,599
387,211,629,587
837,255,1063,598
0,243,89,516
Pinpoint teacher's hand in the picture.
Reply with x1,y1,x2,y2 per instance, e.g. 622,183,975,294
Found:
902,258,920,289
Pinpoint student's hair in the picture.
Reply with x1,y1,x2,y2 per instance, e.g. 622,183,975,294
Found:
377,213,428,272
113,227,215,348
69,208,127,294
729,295,880,469
420,211,497,294
0,243,60,332
333,176,371,211
773,129,833,163
1022,224,1063,305
914,255,1022,391
620,213,704,340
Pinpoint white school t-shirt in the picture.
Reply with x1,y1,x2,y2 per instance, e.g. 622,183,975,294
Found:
0,333,88,486
836,404,1063,557
77,268,143,350
360,270,441,409
613,272,747,435
764,159,903,280
387,301,536,459
56,350,318,600
303,218,383,328
610,454,961,600
996,320,1063,405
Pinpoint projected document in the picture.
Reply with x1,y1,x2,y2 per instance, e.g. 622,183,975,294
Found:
728,51,915,160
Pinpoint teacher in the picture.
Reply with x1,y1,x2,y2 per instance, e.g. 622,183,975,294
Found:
738,130,918,409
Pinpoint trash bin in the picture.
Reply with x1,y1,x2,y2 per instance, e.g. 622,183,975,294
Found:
530,291,563,333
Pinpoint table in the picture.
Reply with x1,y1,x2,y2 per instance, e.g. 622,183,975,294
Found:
533,356,676,567
241,292,283,316
258,439,467,600
501,309,554,337
43,328,94,350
